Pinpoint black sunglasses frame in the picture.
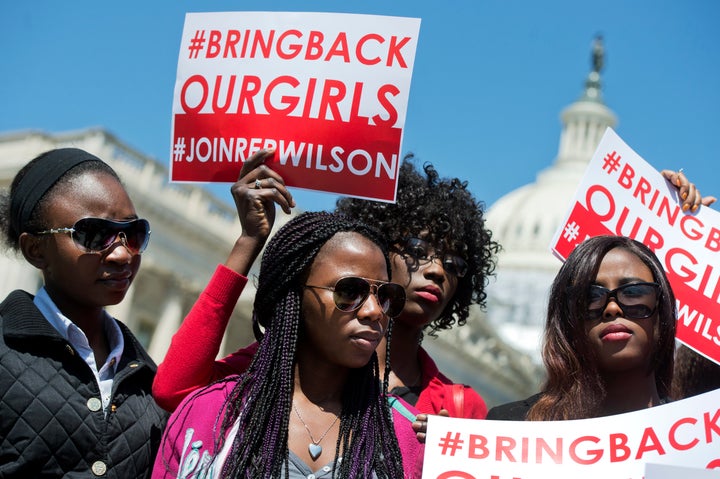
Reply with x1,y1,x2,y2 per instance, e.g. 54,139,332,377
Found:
305,276,407,317
36,217,151,254
395,237,468,278
587,281,661,320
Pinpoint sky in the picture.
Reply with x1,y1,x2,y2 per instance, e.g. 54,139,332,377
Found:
2,1,719,214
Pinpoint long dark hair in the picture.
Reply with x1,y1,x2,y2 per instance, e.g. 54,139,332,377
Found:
528,235,676,420
671,344,720,400
218,211,404,477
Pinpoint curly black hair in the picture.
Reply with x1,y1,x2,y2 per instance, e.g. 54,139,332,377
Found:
335,155,500,335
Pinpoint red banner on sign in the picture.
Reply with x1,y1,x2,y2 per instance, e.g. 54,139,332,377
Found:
172,112,402,201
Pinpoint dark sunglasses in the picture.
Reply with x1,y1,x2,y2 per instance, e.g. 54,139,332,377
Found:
587,282,660,320
396,237,468,278
305,276,406,317
36,217,151,254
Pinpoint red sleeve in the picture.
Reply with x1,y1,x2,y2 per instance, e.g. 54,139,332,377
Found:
418,376,488,419
415,347,488,419
152,264,254,411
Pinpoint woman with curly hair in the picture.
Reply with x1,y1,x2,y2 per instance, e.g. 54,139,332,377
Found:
335,156,500,420
486,235,677,420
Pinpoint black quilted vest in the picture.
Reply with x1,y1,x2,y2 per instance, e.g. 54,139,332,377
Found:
0,290,168,478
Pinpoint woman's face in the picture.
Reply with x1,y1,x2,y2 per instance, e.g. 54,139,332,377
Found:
584,247,658,376
301,232,392,369
32,171,142,315
389,237,460,329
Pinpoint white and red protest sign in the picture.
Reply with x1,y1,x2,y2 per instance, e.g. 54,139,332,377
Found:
549,128,720,365
170,11,421,202
422,389,720,478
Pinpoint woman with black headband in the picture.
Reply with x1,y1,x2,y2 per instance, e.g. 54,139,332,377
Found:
0,148,167,478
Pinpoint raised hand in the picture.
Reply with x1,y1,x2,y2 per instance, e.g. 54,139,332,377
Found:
661,169,717,212
225,149,296,274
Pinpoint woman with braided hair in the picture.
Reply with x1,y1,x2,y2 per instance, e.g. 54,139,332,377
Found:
152,151,421,477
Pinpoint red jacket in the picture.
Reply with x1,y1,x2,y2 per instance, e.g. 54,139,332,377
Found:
415,346,488,419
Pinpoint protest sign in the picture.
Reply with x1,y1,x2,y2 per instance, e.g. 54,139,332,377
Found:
422,389,720,478
549,127,720,365
170,11,421,202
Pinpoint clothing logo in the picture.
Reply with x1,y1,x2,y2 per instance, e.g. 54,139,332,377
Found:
177,428,216,479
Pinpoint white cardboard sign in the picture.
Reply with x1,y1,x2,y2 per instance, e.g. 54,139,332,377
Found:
422,389,720,478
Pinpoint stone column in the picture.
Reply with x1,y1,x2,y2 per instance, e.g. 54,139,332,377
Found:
147,289,183,363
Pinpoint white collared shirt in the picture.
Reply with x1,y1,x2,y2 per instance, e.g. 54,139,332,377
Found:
34,287,124,413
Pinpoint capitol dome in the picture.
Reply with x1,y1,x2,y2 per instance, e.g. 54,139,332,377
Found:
485,37,617,360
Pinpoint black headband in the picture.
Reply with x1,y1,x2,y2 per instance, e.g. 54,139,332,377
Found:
10,148,102,234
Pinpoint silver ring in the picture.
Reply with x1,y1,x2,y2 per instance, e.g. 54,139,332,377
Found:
254,179,262,189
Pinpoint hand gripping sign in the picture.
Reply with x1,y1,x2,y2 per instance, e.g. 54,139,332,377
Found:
170,11,421,203
422,389,720,479
550,128,720,366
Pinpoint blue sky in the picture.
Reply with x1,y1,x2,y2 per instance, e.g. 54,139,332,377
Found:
2,1,718,213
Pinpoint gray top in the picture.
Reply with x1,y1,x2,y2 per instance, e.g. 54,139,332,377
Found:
285,452,379,479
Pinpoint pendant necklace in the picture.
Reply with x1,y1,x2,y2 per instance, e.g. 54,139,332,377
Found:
293,403,340,461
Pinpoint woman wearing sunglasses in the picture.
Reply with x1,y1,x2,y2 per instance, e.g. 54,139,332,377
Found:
486,235,677,420
152,208,422,477
0,148,167,478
